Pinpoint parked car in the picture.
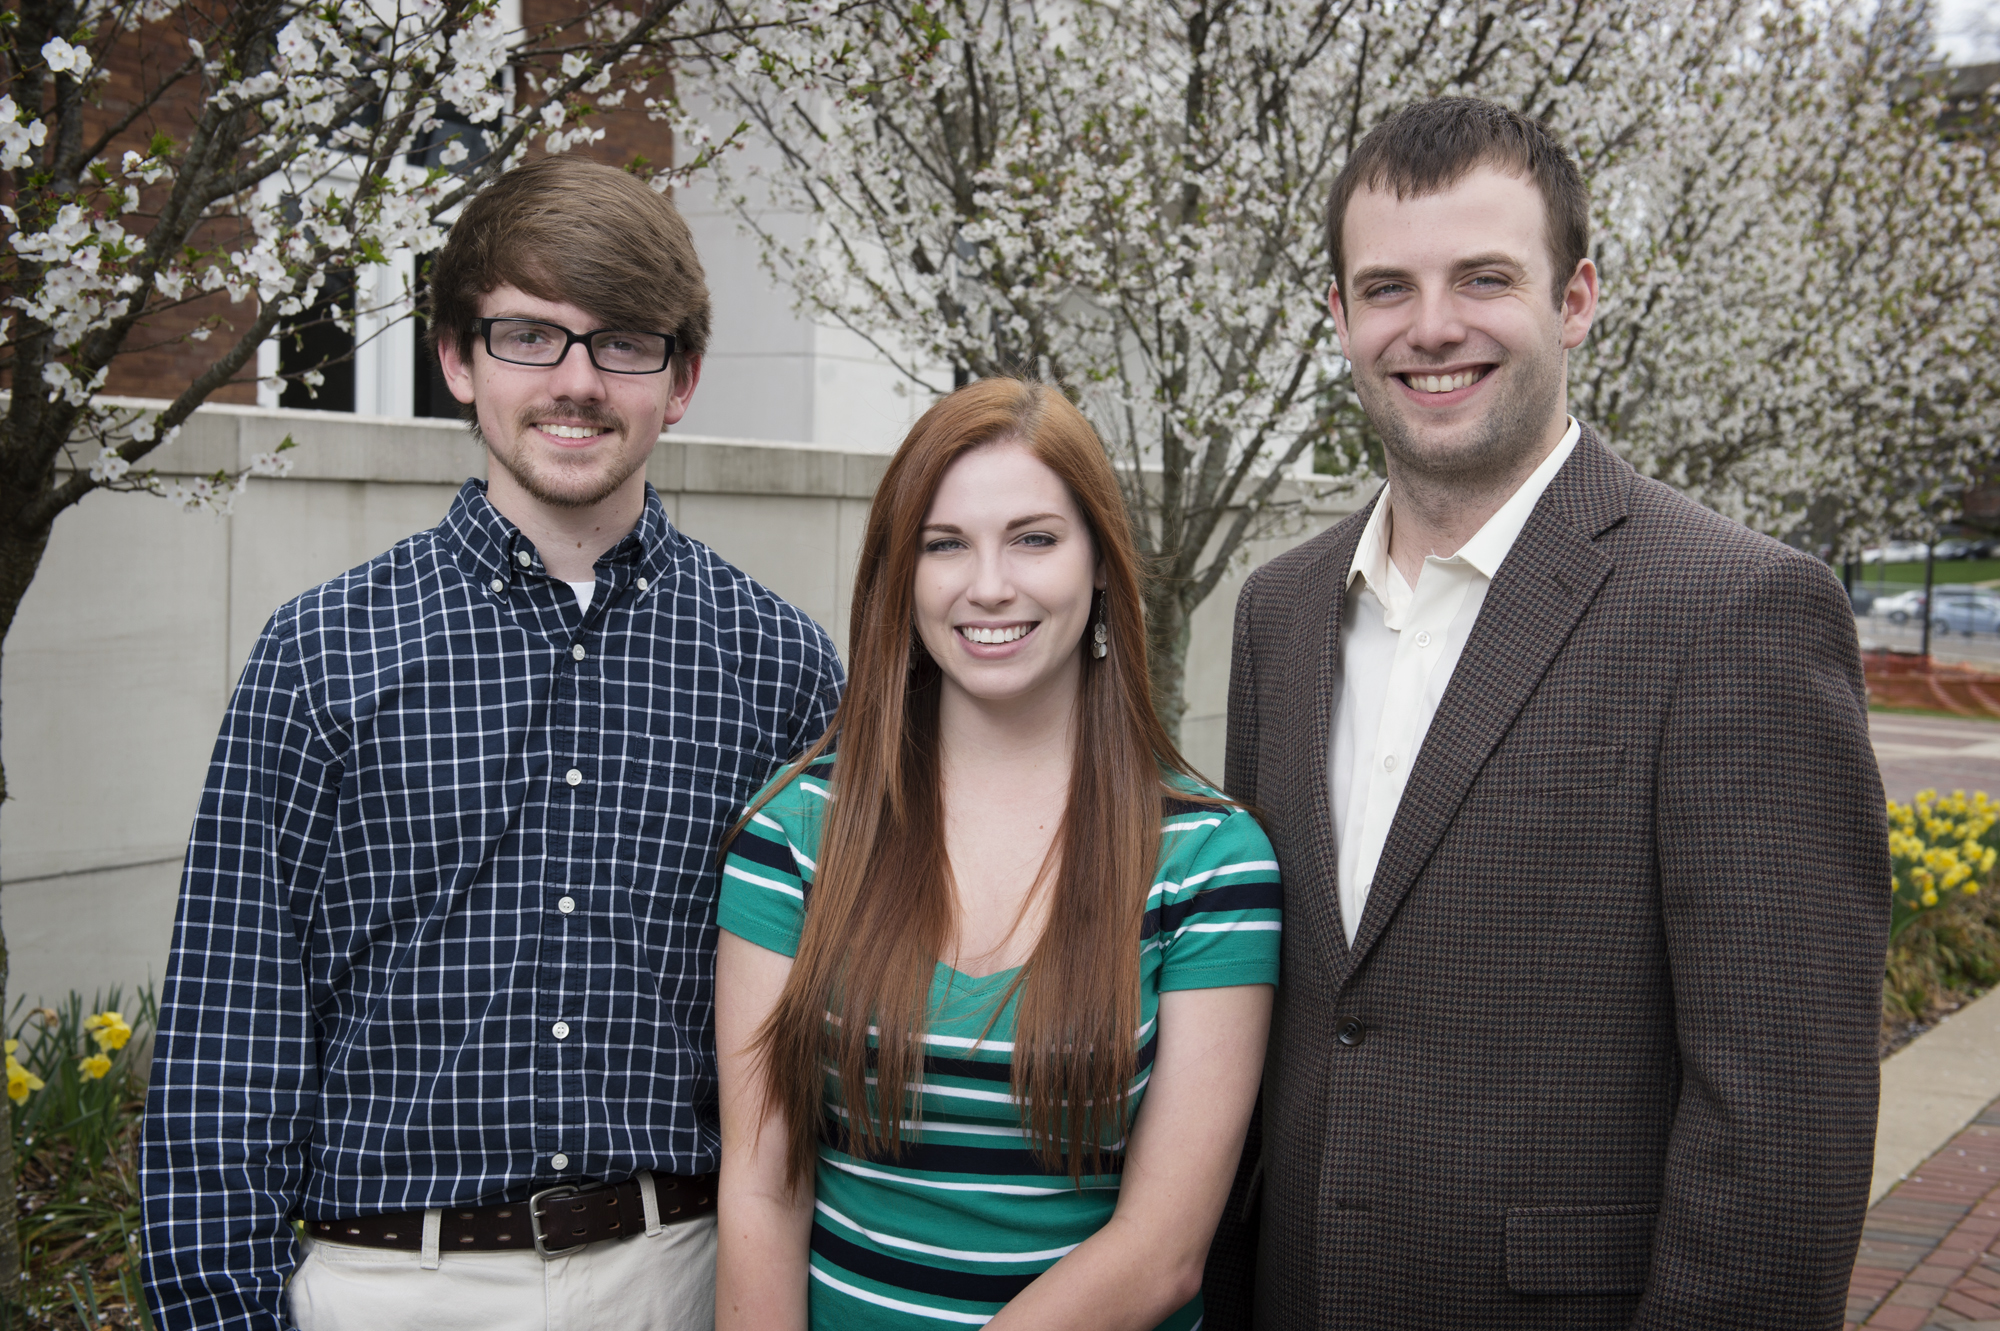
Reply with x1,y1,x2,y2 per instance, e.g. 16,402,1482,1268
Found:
1932,587,2000,636
1863,541,1931,564
1875,589,1928,624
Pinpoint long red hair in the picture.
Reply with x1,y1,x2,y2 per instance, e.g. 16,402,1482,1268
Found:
746,377,1209,1186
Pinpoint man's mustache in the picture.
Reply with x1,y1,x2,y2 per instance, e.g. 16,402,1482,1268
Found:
515,400,626,434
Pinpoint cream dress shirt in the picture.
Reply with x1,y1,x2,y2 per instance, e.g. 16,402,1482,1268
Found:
1328,417,1581,943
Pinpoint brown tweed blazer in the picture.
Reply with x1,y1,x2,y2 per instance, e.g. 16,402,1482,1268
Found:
1200,427,1888,1330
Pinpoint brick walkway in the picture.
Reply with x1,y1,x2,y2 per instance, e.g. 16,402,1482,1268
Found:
1848,1096,2000,1328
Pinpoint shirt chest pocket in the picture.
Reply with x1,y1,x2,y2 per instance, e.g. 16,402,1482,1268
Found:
1473,743,1624,796
621,758,755,845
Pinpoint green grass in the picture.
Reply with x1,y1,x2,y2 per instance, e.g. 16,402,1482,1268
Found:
1853,558,2000,587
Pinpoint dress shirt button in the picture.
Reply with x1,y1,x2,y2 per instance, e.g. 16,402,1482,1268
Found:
1383,754,1397,772
1337,1019,1367,1047
564,768,583,787
515,550,532,568
636,577,649,591
552,1021,570,1040
558,895,576,915
550,1153,569,1171
1415,630,1432,648
489,577,505,594
571,643,586,661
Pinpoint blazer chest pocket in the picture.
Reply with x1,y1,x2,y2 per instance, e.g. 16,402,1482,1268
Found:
1505,1203,1656,1295
1476,744,1624,796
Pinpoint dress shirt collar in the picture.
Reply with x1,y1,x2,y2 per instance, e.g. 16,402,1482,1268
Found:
1347,416,1581,602
440,478,681,589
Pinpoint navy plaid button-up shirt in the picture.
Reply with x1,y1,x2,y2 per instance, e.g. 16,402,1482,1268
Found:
139,480,842,1331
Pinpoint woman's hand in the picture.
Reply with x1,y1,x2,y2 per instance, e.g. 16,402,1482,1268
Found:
715,930,814,1331
985,983,1274,1331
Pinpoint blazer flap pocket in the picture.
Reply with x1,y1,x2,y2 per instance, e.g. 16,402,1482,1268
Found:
1505,1203,1656,1296
1477,744,1624,795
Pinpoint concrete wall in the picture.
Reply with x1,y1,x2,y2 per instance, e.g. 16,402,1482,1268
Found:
672,96,939,455
1,401,1353,1010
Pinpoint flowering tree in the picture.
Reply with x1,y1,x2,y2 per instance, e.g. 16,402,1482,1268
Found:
700,0,2000,735
1575,1,2000,557
0,0,867,1278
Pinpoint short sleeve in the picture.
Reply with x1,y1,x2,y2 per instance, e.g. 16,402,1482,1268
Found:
1155,807,1282,992
717,762,831,957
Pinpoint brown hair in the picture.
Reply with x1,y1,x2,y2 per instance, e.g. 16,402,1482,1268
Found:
426,155,710,390
748,378,1212,1187
1325,97,1590,311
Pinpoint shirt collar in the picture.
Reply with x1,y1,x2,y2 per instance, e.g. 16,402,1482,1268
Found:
440,478,682,589
1348,416,1580,598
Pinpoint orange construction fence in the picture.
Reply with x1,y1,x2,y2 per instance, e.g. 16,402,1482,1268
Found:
1866,651,2000,719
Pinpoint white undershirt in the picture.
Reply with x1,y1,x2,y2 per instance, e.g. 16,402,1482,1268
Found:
1327,418,1580,943
566,580,596,613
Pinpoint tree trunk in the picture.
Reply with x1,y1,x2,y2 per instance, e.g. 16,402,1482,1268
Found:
0,517,57,1287
1142,572,1194,750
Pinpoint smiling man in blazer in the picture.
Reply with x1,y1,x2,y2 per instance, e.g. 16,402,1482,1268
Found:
1202,98,1888,1329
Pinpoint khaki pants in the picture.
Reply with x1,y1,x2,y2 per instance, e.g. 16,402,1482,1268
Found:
288,1184,716,1331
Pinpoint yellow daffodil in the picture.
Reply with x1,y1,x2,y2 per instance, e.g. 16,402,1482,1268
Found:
85,1011,132,1052
78,1053,111,1080
5,1040,43,1105
1891,790,2000,939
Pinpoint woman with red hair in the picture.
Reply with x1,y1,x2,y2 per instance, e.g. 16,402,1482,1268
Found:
714,378,1279,1329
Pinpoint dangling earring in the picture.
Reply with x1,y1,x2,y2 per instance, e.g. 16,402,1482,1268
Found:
1091,592,1109,659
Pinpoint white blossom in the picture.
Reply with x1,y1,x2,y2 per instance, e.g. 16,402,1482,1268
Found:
89,445,130,482
0,97,48,171
40,37,90,76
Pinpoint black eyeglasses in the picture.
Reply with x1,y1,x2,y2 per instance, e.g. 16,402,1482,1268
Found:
477,318,677,375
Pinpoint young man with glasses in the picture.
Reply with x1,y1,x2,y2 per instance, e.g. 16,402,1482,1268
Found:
140,155,844,1331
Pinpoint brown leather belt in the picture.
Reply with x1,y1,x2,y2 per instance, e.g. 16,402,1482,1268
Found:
307,1173,717,1259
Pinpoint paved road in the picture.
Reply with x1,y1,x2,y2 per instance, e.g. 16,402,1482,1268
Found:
1873,712,2000,804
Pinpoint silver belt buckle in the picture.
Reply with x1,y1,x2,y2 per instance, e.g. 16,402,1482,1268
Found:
529,1184,587,1260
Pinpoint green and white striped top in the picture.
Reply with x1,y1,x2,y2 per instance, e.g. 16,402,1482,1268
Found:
718,755,1282,1329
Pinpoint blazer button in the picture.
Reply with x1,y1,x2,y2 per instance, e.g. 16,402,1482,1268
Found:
1337,1019,1367,1047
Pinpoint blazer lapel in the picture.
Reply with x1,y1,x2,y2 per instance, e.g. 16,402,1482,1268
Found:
1339,431,1632,983
1285,494,1377,986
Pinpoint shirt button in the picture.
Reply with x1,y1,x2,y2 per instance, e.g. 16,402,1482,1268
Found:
515,550,532,568
489,577,505,594
571,643,586,661
1383,754,1398,772
558,895,576,915
636,577,649,591
565,768,583,787
1415,630,1432,648
552,1021,570,1040
550,1153,569,1171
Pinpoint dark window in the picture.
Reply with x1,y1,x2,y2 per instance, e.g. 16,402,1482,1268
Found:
408,118,494,176
278,270,356,412
410,256,461,420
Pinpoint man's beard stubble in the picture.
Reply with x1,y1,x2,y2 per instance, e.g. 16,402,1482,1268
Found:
1360,337,1567,494
479,398,642,510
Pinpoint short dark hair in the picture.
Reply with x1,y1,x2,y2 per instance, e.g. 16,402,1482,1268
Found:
427,155,710,391
1324,97,1590,310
